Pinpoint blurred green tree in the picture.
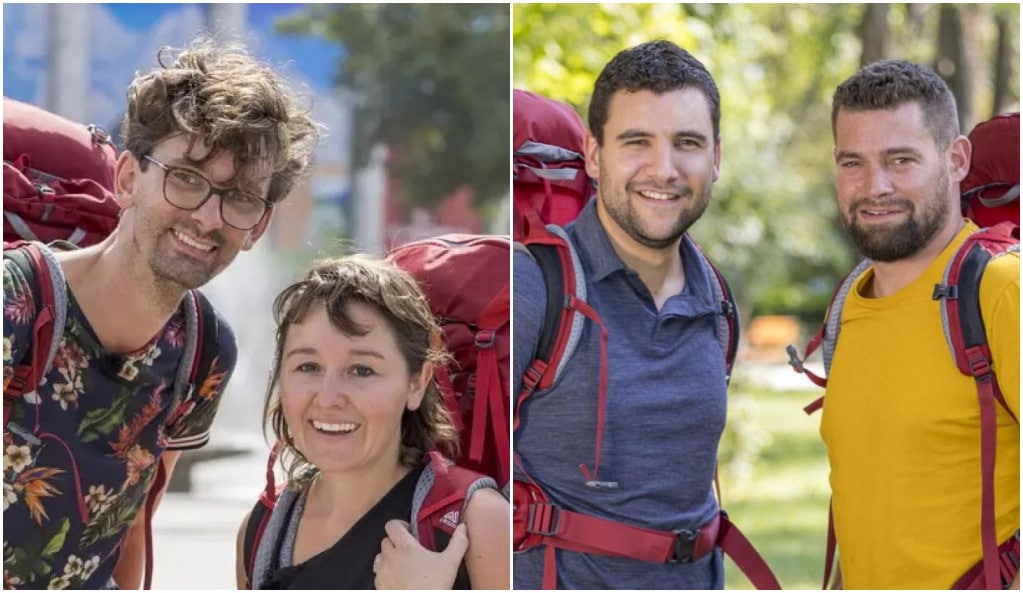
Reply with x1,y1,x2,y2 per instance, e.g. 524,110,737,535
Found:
513,3,1019,321
279,4,510,209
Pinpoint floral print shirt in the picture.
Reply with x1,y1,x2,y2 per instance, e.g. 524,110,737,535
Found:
2,257,237,589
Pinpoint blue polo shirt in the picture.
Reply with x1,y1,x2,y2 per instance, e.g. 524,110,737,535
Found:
513,198,728,589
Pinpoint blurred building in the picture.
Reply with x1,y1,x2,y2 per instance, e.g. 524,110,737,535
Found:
3,3,353,252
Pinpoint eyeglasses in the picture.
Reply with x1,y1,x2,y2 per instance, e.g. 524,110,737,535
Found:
143,154,273,231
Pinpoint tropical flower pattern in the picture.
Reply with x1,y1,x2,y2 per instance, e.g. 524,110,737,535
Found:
2,256,236,589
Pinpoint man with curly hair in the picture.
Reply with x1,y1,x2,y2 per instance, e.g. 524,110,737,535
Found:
2,37,319,589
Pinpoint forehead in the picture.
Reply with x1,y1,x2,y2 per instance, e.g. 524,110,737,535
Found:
285,301,398,347
153,134,273,189
834,102,935,152
603,88,714,136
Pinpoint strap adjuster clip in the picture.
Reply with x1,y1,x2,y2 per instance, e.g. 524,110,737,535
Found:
669,528,698,564
526,502,562,537
474,329,496,348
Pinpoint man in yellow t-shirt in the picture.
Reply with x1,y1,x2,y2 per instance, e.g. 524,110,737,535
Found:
822,60,1020,589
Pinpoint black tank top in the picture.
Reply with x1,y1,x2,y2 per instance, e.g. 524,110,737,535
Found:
260,465,471,590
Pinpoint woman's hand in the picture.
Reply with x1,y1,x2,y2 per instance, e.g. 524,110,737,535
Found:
373,520,469,590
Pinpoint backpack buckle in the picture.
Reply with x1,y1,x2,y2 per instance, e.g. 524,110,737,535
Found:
669,528,699,564
474,329,496,348
525,502,562,537
86,124,112,146
932,283,959,300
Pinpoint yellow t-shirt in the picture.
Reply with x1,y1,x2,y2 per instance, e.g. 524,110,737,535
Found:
820,222,1020,589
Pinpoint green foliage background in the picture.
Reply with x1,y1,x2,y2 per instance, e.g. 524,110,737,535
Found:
513,3,1019,320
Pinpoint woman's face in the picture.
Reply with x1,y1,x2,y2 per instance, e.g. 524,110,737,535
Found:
279,301,428,476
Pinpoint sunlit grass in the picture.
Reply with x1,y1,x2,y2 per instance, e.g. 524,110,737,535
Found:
719,387,831,590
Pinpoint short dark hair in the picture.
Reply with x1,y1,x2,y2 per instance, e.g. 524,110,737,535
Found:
588,39,721,145
831,59,959,150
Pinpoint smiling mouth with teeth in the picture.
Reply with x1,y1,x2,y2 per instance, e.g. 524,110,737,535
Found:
310,420,359,434
637,190,679,201
172,229,217,252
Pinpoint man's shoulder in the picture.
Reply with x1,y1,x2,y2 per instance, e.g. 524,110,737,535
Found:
979,248,1020,302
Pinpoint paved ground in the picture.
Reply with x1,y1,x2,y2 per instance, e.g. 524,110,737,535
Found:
151,451,268,590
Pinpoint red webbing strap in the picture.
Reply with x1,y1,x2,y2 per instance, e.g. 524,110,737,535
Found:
542,543,558,590
570,295,608,483
972,348,1001,590
262,444,281,505
951,534,1020,589
142,459,169,590
717,513,782,590
822,501,837,589
525,503,697,562
470,285,510,481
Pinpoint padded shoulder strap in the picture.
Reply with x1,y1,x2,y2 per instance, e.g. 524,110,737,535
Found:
3,242,68,395
411,452,498,551
167,289,220,425
821,259,873,377
687,236,740,382
520,224,587,390
242,496,275,588
250,487,300,590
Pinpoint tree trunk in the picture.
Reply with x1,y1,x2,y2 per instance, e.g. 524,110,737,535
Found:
859,4,890,67
991,11,1013,116
935,4,972,132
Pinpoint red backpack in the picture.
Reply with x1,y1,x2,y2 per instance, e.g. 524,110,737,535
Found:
511,90,780,590
512,90,591,241
961,112,1019,228
2,96,121,247
2,99,219,590
241,234,510,588
387,234,511,487
787,113,1021,590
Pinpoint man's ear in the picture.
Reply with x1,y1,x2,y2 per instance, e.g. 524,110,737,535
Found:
948,134,971,185
114,151,140,209
712,136,722,183
584,131,601,181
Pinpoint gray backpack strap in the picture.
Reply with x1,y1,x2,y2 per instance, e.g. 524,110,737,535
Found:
170,291,201,408
822,259,873,376
410,462,438,542
34,243,68,379
10,242,71,382
545,225,588,384
686,236,739,375
936,230,1021,366
514,228,588,388
251,487,303,590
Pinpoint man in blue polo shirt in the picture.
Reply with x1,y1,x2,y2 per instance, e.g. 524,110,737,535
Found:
513,40,731,589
